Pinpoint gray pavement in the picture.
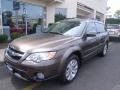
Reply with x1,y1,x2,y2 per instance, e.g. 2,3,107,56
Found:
1,42,120,90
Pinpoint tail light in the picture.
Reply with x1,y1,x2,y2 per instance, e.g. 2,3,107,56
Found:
117,29,120,32
116,29,120,36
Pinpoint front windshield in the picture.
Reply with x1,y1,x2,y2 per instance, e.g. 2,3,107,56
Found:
43,21,83,36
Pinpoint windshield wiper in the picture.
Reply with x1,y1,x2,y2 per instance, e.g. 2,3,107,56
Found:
43,32,63,35
42,31,63,35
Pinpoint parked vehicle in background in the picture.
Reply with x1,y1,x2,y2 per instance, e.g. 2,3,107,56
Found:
10,24,32,34
4,19,109,84
107,24,120,38
10,25,24,33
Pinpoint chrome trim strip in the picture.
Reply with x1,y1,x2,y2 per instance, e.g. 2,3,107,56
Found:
14,73,28,81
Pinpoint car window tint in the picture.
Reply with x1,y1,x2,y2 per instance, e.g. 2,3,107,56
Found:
95,23,105,33
86,22,97,34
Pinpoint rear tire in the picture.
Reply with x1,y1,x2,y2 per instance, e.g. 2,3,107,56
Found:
60,55,80,84
98,43,108,57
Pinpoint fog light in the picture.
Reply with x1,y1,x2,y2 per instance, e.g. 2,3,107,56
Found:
37,73,45,79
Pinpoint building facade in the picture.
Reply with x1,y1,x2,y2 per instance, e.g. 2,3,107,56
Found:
0,0,108,35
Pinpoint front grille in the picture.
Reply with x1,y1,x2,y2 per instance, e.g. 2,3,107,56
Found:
9,46,24,54
7,46,24,60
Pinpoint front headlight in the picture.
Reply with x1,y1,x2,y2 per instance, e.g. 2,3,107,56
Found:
26,52,56,63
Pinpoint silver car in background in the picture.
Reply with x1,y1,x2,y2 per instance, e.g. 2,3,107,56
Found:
107,24,120,38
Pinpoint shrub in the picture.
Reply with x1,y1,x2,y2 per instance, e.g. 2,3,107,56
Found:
0,34,8,43
11,32,24,40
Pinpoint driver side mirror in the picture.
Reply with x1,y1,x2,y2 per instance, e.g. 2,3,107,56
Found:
82,33,96,40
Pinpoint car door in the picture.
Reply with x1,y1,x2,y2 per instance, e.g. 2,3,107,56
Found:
82,22,99,59
95,23,107,50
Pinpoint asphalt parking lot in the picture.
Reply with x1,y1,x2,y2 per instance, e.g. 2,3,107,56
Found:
1,42,120,90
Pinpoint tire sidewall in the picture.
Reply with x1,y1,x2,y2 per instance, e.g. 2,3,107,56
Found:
61,55,80,84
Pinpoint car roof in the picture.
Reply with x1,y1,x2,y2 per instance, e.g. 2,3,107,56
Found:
60,18,104,24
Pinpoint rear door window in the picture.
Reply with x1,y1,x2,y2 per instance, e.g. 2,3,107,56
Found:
86,22,97,34
95,23,105,33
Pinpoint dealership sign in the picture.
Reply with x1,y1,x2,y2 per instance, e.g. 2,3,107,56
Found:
13,1,20,10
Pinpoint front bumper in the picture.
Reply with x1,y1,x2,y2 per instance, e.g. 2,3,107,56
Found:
4,57,60,81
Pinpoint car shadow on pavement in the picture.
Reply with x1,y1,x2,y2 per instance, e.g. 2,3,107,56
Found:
11,74,62,90
11,76,34,90
0,64,11,80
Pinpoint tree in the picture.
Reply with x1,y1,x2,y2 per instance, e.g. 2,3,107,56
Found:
106,7,111,14
37,18,42,25
105,18,120,24
2,11,13,26
5,11,12,17
114,10,120,19
107,7,111,11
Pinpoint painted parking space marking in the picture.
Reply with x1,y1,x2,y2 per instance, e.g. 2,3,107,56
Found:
23,83,41,90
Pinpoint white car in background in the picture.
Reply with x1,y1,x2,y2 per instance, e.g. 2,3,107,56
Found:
107,24,120,38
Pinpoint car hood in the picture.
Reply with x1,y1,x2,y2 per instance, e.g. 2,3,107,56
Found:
10,33,77,52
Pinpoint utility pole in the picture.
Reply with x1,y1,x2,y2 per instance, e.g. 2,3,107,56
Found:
13,0,20,30
15,10,19,29
23,3,28,35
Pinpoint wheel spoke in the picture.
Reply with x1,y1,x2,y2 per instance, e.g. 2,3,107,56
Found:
65,59,79,81
104,44,107,55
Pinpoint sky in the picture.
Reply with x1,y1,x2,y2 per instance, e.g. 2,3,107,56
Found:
107,0,120,15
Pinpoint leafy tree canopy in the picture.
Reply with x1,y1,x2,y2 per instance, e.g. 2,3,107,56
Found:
106,18,120,24
114,10,120,19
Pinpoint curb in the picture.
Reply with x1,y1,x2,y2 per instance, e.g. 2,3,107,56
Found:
0,49,5,66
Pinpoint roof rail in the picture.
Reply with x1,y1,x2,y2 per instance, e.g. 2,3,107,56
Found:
62,18,102,23
65,17,99,21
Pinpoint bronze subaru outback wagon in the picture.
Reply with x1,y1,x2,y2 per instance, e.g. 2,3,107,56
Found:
4,19,109,84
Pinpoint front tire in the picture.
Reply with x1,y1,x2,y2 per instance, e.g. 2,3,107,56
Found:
60,55,80,84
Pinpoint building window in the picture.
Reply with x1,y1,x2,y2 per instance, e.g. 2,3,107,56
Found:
96,16,101,21
55,8,67,22
1,0,44,34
